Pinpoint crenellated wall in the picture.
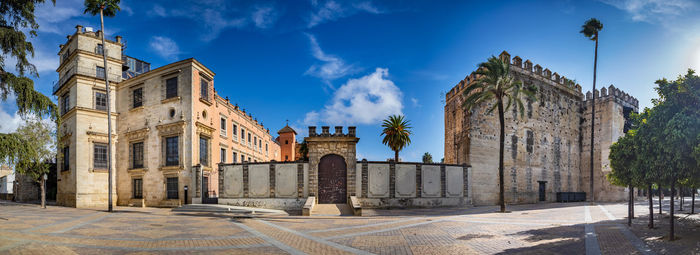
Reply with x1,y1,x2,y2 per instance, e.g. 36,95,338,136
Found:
445,50,637,205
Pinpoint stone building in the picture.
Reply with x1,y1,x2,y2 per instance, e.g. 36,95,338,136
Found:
444,51,638,205
54,25,281,208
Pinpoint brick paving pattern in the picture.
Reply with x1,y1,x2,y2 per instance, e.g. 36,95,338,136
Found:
1,200,697,254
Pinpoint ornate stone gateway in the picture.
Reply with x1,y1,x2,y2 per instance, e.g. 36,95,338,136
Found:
318,154,347,204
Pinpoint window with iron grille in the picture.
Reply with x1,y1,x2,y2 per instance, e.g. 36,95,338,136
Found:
62,50,70,63
95,91,107,111
61,94,70,115
241,154,245,162
62,146,70,171
199,136,209,167
165,136,179,166
94,143,108,169
241,129,245,142
220,118,227,137
220,148,226,163
96,44,104,55
133,87,143,108
232,124,237,137
166,177,178,199
96,66,105,79
132,142,144,168
233,152,237,163
133,179,143,199
200,78,209,101
165,77,178,99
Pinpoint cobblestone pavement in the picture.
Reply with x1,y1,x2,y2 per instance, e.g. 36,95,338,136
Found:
1,200,697,254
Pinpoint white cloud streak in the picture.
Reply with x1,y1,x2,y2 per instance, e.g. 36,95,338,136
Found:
149,36,181,61
305,68,403,125
304,33,358,84
307,0,383,28
599,0,697,22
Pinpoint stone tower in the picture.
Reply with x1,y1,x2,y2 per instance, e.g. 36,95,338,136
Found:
54,25,123,208
277,125,297,161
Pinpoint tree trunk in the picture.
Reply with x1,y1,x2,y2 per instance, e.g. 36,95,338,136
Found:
589,34,598,202
99,8,113,213
394,150,399,162
670,180,675,240
692,188,695,214
648,184,653,228
679,187,683,211
40,179,46,209
497,99,506,213
628,184,633,226
659,189,663,217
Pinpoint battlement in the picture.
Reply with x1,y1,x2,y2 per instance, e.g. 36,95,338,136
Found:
586,84,639,110
308,126,357,137
446,50,583,101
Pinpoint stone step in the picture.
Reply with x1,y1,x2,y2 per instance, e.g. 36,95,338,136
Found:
311,204,353,216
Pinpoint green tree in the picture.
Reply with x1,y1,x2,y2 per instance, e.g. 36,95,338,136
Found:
83,0,121,212
580,18,603,201
0,1,58,209
422,152,433,163
462,55,536,212
380,115,412,162
12,117,56,208
608,131,643,226
298,140,309,161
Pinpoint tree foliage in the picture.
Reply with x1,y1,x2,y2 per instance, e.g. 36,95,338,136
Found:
380,115,412,162
83,0,120,17
422,152,433,163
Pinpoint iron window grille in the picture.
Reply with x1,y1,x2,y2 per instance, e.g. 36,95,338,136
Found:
165,77,178,99
165,136,179,166
199,136,209,167
96,44,104,55
133,178,143,199
220,118,227,136
132,142,144,169
200,79,209,101
95,92,107,111
166,177,178,199
133,87,143,108
93,143,108,169
96,66,105,80
220,148,226,163
61,94,70,115
62,146,70,171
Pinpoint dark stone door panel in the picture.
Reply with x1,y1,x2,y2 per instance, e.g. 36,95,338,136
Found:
318,154,347,204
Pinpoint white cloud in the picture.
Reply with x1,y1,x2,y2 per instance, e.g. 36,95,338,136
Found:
600,0,697,22
411,97,420,107
304,33,358,84
307,68,403,125
0,109,23,133
149,36,181,61
307,0,383,28
251,6,279,29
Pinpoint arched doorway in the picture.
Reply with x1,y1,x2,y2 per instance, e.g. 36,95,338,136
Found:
318,154,347,204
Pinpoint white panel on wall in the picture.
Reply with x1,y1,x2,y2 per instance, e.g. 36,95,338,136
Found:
395,164,416,197
368,163,390,198
275,164,298,198
421,165,441,197
223,165,243,197
446,166,463,197
249,164,270,197
303,163,309,197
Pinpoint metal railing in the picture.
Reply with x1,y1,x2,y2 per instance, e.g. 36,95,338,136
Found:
53,66,122,93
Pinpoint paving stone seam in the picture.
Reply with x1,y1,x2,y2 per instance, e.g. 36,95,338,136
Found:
42,232,255,241
256,219,375,255
52,213,114,233
232,220,306,255
584,204,602,255
0,236,272,251
325,218,453,240
446,218,572,226
21,211,104,233
305,217,422,233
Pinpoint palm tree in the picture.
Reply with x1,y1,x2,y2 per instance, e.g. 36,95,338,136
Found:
381,115,412,162
581,18,603,202
84,0,120,212
422,152,433,163
463,56,536,213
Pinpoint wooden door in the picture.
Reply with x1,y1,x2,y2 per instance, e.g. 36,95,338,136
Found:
318,154,347,204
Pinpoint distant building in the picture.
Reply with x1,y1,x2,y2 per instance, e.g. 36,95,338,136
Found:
53,25,283,208
444,51,638,205
276,125,297,161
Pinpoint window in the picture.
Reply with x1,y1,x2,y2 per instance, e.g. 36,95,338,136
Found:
166,177,178,199
241,154,245,163
285,155,289,161
165,77,178,99
133,87,143,108
96,66,105,79
132,142,144,169
93,143,108,169
220,148,226,163
248,157,251,162
265,143,268,153
241,129,245,142
165,136,179,166
62,146,70,171
220,118,227,137
61,93,70,115
95,91,107,111
233,152,237,163
254,136,257,146
62,50,70,63
199,136,209,167
232,124,238,137
200,78,209,101
133,179,143,199
526,131,534,153
248,133,251,145
96,43,104,55
285,140,288,144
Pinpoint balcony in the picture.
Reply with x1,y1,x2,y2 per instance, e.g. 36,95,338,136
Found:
53,66,122,94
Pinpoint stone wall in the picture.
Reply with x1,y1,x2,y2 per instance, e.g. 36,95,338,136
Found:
306,126,360,198
218,162,308,210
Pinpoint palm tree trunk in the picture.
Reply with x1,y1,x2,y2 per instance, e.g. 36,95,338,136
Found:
100,8,113,212
628,184,633,226
497,99,506,212
394,150,399,162
648,184,653,228
589,34,598,202
40,179,46,209
670,180,675,240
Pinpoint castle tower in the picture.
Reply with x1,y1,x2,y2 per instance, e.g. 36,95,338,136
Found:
54,25,122,208
277,125,297,161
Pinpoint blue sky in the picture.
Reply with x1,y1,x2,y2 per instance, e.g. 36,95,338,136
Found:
2,0,699,162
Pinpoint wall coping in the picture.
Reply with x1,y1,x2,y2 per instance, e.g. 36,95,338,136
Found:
218,160,470,168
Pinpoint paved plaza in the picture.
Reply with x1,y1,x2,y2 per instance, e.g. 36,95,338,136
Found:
0,200,698,254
